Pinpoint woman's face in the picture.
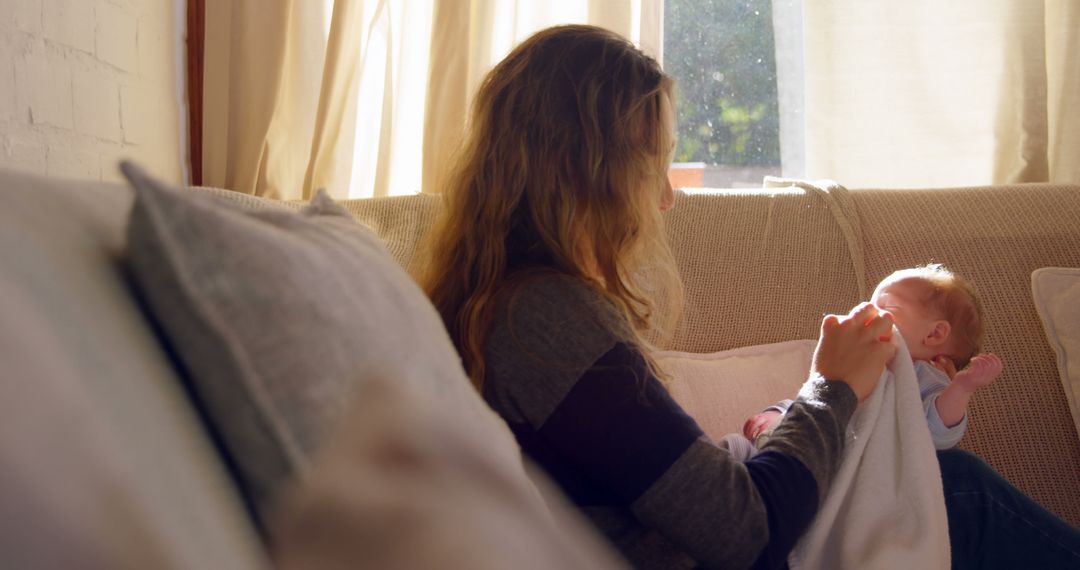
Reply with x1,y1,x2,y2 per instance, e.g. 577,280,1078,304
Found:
659,92,676,212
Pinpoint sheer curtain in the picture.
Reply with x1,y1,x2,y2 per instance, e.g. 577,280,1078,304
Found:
800,0,1080,187
202,0,329,199
421,1,663,197
202,0,663,199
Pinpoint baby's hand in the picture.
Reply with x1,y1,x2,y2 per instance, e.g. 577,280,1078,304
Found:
950,353,1003,393
743,410,783,441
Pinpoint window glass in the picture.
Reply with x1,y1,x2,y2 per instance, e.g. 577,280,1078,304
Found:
664,0,784,188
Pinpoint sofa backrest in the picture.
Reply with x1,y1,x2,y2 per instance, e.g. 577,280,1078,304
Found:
332,182,1080,527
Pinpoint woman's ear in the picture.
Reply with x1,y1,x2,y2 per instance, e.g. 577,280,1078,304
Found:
925,320,951,347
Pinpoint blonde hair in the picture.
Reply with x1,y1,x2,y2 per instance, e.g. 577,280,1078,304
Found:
416,25,683,389
874,264,984,369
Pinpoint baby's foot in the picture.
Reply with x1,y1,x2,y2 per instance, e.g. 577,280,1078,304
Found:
720,433,760,462
743,410,783,441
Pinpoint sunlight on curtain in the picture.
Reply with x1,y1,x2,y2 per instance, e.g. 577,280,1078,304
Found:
1046,0,1080,183
203,0,329,198
204,0,661,199
205,1,1074,197
343,0,435,199
414,0,662,198
322,0,663,198
801,0,1079,187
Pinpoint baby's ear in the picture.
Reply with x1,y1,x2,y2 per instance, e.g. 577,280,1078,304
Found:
925,320,951,347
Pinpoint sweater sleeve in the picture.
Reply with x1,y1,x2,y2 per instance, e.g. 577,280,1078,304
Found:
543,342,853,569
915,361,967,450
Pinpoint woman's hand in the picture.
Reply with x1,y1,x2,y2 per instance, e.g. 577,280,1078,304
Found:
811,302,897,401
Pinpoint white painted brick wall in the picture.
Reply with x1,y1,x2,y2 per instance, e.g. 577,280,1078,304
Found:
47,145,100,179
15,47,74,129
12,0,43,35
96,2,137,71
74,69,122,141
120,83,153,144
0,40,14,120
0,0,183,183
7,139,47,172
43,0,95,54
137,12,167,82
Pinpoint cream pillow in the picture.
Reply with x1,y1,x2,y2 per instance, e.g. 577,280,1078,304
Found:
655,340,817,442
1032,267,1080,438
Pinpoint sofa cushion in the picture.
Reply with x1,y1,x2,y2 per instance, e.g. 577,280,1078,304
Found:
656,340,817,442
1032,267,1080,439
0,168,266,569
120,162,536,527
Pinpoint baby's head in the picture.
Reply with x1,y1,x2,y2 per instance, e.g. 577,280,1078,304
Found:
871,264,984,368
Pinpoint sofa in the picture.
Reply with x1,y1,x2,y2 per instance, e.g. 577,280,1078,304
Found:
2,165,1078,568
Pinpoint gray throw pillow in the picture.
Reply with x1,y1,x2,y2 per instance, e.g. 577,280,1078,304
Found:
120,162,526,527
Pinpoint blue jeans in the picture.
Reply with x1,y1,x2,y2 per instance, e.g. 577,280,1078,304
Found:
939,449,1080,569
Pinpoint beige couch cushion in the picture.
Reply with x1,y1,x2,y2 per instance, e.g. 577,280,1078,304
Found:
0,169,266,569
657,340,816,442
1032,267,1080,440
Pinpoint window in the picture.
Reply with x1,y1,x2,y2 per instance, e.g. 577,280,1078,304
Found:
664,0,803,188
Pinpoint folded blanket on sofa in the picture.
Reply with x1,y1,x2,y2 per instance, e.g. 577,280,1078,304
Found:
789,333,950,569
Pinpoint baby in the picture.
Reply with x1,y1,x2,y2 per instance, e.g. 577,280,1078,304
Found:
725,264,1003,459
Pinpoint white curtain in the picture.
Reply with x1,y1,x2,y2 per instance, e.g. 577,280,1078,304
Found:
203,0,663,199
801,0,1080,187
422,1,663,197
202,0,330,199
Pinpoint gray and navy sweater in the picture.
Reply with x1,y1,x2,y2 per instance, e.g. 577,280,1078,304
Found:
482,274,857,569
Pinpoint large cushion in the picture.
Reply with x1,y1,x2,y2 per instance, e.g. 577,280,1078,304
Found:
1032,267,1080,439
656,340,816,443
121,163,557,529
0,168,266,569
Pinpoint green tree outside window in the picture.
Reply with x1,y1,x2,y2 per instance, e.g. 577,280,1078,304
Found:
665,0,780,168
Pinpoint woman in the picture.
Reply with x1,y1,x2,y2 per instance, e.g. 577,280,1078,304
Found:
418,24,1080,569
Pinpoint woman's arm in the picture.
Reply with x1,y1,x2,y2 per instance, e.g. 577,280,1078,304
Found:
531,341,850,569
485,279,892,569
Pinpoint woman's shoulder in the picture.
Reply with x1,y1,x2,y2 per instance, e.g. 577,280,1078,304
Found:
486,272,631,374
501,272,629,339
483,272,636,421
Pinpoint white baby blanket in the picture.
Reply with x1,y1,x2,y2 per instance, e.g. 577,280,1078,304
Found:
788,335,951,569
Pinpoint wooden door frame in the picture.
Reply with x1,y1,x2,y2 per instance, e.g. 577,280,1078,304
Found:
186,0,205,185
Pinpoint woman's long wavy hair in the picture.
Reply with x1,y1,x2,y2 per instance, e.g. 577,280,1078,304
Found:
417,25,683,389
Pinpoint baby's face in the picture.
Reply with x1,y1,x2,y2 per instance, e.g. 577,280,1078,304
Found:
871,281,940,361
